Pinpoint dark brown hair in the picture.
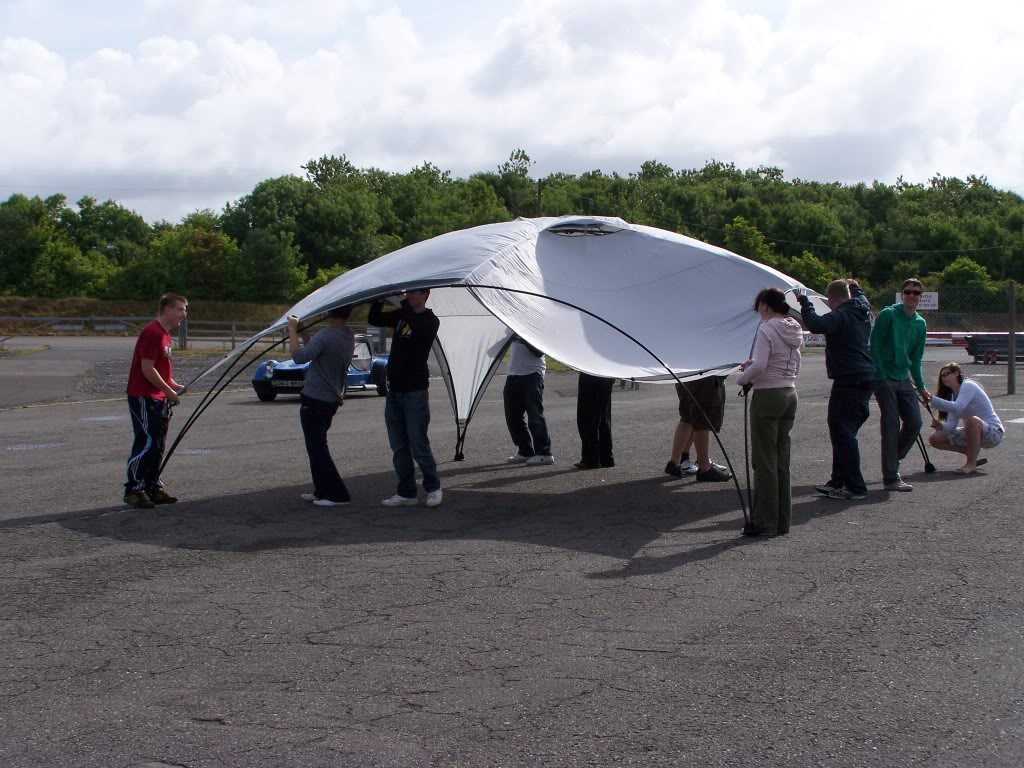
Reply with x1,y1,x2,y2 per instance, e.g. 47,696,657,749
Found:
753,287,789,315
934,361,964,421
159,293,187,312
901,278,924,291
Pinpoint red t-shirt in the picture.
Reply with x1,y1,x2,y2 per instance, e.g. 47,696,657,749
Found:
126,320,173,398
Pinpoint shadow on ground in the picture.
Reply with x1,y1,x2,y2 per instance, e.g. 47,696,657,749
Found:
35,467,889,577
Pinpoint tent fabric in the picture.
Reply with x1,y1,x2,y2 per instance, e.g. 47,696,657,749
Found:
201,216,829,441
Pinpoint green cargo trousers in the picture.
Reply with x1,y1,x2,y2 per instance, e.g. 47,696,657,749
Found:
750,387,799,534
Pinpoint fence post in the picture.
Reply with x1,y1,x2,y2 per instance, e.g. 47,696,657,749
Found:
231,320,237,350
178,318,188,350
1009,281,1017,395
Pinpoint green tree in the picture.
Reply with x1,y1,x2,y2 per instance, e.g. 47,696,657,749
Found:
27,241,117,297
60,196,152,267
936,256,990,286
0,194,66,293
723,216,782,269
227,228,306,302
783,251,840,292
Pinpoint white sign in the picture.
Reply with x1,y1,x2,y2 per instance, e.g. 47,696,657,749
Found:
896,291,938,310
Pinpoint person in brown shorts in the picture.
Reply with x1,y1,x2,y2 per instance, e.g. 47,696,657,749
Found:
665,375,732,481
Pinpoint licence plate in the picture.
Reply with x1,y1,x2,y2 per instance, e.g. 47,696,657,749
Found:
272,380,304,389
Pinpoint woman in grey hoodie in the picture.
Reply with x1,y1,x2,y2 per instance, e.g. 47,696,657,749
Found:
736,287,805,537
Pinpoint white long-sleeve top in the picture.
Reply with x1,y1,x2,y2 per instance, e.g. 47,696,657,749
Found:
930,379,1003,434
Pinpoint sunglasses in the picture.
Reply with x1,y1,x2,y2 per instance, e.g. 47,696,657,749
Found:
902,289,922,296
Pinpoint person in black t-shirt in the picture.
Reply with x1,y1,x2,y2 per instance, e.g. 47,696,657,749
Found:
369,290,443,507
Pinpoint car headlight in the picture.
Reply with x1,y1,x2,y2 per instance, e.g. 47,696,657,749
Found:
265,361,276,378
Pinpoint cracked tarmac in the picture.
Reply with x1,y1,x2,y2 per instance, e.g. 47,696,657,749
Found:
1,349,1023,767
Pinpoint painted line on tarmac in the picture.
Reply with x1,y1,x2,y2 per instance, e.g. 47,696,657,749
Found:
5,442,65,451
0,397,125,413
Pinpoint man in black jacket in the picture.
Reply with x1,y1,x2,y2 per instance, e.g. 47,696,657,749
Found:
798,279,876,500
369,290,442,508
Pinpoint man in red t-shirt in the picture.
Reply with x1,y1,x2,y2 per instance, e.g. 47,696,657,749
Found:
123,293,188,509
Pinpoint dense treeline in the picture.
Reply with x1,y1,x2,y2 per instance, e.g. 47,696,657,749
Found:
1,151,1022,311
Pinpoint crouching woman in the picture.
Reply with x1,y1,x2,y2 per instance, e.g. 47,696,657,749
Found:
927,362,1004,474
736,287,805,537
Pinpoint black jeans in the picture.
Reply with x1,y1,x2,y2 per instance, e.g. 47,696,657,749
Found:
503,372,551,457
827,381,873,495
577,373,614,466
299,394,350,503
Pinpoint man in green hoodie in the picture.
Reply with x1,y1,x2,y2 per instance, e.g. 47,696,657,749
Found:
870,278,930,492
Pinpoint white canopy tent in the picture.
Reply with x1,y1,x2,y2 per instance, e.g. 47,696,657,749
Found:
204,216,829,457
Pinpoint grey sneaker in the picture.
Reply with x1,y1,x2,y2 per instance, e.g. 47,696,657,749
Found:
825,488,866,501
300,493,318,502
884,479,913,492
382,494,419,507
526,454,555,466
424,489,443,507
815,480,843,495
313,498,350,507
679,459,699,475
507,453,529,464
696,465,732,482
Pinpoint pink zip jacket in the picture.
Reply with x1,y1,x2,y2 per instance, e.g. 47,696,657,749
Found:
736,316,804,390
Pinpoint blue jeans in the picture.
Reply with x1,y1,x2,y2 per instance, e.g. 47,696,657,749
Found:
827,381,873,495
874,378,923,483
503,373,551,457
385,389,440,498
299,394,350,503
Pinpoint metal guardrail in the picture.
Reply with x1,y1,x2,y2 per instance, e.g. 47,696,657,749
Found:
0,316,386,355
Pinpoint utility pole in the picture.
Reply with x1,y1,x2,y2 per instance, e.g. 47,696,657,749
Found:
1009,281,1017,395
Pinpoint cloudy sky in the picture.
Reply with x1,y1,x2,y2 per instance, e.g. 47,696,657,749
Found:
1,0,1022,222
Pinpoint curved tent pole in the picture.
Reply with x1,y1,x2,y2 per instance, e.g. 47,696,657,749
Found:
466,283,752,524
429,337,462,459
157,317,324,481
452,334,515,461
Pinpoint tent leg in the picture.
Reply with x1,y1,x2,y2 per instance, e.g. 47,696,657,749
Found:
454,429,466,461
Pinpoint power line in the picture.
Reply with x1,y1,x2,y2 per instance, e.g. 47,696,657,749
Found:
0,183,251,194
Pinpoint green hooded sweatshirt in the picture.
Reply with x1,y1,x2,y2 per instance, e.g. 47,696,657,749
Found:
869,303,927,389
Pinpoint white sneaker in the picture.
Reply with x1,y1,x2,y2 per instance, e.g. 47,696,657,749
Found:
300,493,318,502
507,453,529,464
679,459,699,475
313,498,350,507
381,494,419,507
884,479,913,492
424,489,443,507
526,454,555,466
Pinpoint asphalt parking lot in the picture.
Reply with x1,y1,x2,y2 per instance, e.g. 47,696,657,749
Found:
1,344,1023,767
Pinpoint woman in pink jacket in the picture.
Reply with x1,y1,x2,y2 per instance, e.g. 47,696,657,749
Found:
736,287,804,537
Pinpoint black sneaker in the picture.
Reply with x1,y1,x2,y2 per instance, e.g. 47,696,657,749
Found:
696,465,732,482
574,461,599,470
148,488,178,505
124,491,155,509
824,488,866,501
814,479,843,495
664,461,683,478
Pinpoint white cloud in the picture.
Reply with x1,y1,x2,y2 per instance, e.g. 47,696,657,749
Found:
0,0,1022,221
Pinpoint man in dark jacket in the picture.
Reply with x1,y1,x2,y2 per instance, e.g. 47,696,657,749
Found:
798,279,876,500
369,290,442,508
